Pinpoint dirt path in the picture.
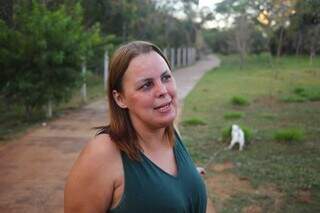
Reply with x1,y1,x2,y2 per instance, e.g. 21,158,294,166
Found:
0,55,220,213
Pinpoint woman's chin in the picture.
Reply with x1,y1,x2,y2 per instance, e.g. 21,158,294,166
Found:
155,114,176,128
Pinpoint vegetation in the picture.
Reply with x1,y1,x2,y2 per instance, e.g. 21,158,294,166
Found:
231,96,249,106
181,117,207,126
0,0,204,139
223,111,244,120
180,54,320,212
273,128,304,143
204,0,320,65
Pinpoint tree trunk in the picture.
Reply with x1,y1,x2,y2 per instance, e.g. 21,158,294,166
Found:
310,46,315,66
47,99,52,118
277,27,284,58
295,31,303,56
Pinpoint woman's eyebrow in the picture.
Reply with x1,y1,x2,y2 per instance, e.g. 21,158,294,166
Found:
160,70,170,77
136,70,170,86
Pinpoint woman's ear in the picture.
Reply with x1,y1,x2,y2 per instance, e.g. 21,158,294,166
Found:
112,90,128,109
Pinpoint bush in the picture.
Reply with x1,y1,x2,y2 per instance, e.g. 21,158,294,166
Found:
181,117,207,126
293,87,306,96
221,125,253,143
273,128,304,142
231,96,249,106
224,111,244,120
308,92,320,101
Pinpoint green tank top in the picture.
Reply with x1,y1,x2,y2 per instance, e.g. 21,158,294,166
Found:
109,133,207,213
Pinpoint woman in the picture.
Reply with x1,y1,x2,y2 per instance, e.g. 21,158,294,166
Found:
64,41,207,212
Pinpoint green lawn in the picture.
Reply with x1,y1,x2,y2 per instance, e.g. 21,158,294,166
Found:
179,54,320,212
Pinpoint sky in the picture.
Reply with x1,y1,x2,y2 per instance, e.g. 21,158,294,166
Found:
198,0,223,9
172,0,229,29
198,0,229,29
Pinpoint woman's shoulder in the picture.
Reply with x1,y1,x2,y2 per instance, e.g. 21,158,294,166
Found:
64,133,122,212
75,133,121,173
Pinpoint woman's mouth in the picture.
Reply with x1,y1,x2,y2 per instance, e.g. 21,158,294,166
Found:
154,102,172,113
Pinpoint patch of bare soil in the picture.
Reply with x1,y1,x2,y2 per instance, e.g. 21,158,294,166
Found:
295,189,312,204
206,161,285,212
242,205,262,213
210,161,235,172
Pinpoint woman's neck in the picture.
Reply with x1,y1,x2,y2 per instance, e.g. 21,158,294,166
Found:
133,125,170,153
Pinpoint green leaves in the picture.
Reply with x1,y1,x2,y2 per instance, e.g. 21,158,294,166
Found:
0,1,105,114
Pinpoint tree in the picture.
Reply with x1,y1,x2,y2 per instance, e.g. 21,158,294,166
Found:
0,1,104,117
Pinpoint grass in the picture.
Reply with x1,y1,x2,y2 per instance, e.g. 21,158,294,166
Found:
0,73,105,141
231,96,249,106
179,53,320,212
223,111,244,120
181,117,207,126
273,128,304,142
282,86,320,103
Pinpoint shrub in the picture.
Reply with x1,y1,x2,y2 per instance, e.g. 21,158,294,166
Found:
293,87,306,96
181,117,207,126
224,111,244,120
308,92,320,101
231,96,249,106
273,128,304,142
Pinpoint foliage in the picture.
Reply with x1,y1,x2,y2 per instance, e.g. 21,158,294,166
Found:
231,96,249,106
81,0,199,48
273,128,304,142
0,1,105,115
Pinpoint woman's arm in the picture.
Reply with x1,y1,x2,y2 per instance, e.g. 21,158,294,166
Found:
64,134,120,213
197,167,215,213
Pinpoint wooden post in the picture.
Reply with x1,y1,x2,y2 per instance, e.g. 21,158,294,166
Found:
47,99,52,118
177,48,181,68
182,47,187,66
81,62,87,103
163,48,168,58
104,51,109,90
170,48,175,69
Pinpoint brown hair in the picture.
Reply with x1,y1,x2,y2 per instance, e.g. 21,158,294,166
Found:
97,41,175,160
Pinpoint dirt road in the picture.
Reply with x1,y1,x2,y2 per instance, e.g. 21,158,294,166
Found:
0,55,220,213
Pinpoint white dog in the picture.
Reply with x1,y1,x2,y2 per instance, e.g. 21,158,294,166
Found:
228,124,245,151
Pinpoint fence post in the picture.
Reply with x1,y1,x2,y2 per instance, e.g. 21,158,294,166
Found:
81,62,87,103
177,48,181,68
47,99,52,118
163,48,168,59
170,48,175,69
104,51,109,90
191,47,196,63
182,47,186,66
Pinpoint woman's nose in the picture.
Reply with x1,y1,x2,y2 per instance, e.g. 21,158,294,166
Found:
155,81,167,97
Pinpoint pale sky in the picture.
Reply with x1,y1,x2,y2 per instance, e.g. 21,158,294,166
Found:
171,0,228,29
198,0,228,29
198,0,223,9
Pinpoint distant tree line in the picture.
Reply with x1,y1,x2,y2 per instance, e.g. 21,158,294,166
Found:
203,0,320,64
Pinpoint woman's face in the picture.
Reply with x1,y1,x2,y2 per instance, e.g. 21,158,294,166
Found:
114,51,177,130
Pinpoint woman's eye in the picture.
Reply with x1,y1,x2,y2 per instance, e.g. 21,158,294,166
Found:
140,82,152,90
162,74,171,82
